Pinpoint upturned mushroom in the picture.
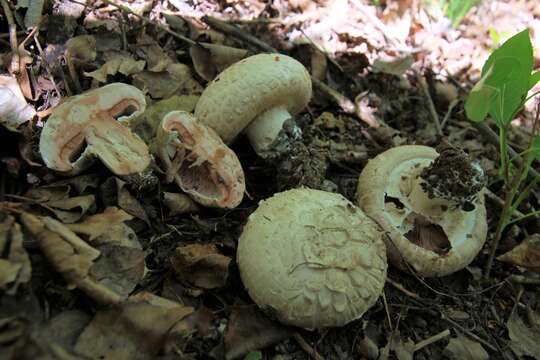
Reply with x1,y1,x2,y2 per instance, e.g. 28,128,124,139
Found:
194,53,312,156
357,145,487,277
40,83,150,176
156,111,245,208
237,188,387,329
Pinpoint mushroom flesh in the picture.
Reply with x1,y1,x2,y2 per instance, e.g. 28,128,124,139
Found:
39,83,150,176
156,111,245,208
194,53,312,156
357,145,487,277
237,188,387,329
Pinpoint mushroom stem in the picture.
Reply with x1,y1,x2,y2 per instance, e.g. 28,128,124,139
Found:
244,105,295,156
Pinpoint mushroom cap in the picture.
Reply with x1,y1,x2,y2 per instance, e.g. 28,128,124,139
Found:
157,111,245,208
194,53,312,143
357,145,487,277
40,83,150,176
237,188,387,329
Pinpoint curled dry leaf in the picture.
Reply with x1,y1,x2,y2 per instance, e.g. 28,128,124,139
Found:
20,213,123,305
0,216,31,294
497,234,540,272
74,293,193,360
65,35,97,63
0,75,36,131
66,207,133,241
507,308,540,359
190,43,248,81
443,334,489,360
84,56,146,83
156,111,245,208
372,54,414,76
100,177,150,226
162,192,200,215
223,305,291,360
171,243,231,290
132,63,203,99
135,33,174,72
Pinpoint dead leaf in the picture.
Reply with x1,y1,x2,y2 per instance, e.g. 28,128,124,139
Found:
497,234,540,271
66,35,97,63
100,177,150,226
380,330,415,360
190,43,248,81
135,33,174,72
162,192,200,216
74,295,193,360
372,54,413,76
0,75,36,131
20,213,122,305
132,63,203,99
507,308,540,359
443,333,489,360
0,216,31,294
310,47,328,81
38,310,92,349
223,305,291,360
84,56,146,83
66,207,133,241
171,243,231,290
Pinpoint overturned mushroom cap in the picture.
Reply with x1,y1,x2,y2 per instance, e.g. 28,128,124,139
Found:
237,188,387,329
156,111,245,208
194,53,312,154
40,83,150,176
357,145,487,277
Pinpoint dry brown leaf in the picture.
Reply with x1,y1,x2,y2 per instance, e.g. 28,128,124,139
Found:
223,305,291,360
66,207,133,241
132,63,202,99
171,243,231,290
100,177,150,226
310,47,328,81
84,56,146,83
190,43,248,81
372,54,414,76
66,35,97,63
135,33,174,72
20,213,122,305
74,294,193,360
507,307,540,359
0,75,35,131
162,192,200,216
443,333,489,360
0,216,31,294
497,234,540,271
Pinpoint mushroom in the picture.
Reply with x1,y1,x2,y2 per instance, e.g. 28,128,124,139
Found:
40,83,150,176
194,53,312,156
237,188,387,329
156,111,245,208
357,145,487,277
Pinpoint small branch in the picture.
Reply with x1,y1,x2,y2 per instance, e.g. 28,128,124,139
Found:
417,71,443,136
386,277,420,299
441,314,498,352
413,329,451,352
440,99,459,129
1,0,20,74
293,333,325,360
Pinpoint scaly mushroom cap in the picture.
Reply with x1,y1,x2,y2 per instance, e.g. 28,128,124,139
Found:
156,111,245,208
40,83,150,176
237,188,387,329
357,145,487,277
194,53,312,144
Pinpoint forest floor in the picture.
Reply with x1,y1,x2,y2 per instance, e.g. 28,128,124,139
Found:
1,0,540,359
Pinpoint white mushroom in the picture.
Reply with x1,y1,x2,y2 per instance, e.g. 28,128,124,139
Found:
156,111,245,208
39,83,150,176
357,145,487,277
194,53,312,156
237,188,387,329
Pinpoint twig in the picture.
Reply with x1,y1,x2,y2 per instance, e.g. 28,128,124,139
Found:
417,71,443,136
485,189,525,218
441,313,498,352
440,99,459,129
413,329,451,352
1,0,20,74
293,333,325,360
382,290,393,331
386,277,420,299
33,34,62,96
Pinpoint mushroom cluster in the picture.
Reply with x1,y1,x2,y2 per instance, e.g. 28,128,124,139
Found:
357,145,487,277
237,188,387,329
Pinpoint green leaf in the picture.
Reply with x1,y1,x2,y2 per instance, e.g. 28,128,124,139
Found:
530,135,540,162
530,70,540,90
244,351,262,360
481,29,533,125
465,57,519,123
